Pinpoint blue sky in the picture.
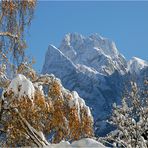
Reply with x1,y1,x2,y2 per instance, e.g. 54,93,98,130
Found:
26,1,148,72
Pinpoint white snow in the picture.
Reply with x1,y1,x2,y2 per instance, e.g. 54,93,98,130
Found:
71,138,106,147
0,73,10,88
69,91,85,108
57,33,127,76
34,82,44,95
76,64,99,75
49,138,106,148
42,33,148,135
69,91,79,108
69,91,93,120
50,140,70,148
6,74,35,100
38,131,49,145
128,57,148,74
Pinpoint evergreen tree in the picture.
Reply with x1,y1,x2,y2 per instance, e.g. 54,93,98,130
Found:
103,80,148,147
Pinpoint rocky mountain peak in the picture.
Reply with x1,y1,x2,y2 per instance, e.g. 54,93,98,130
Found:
59,33,127,75
42,33,148,136
128,57,148,74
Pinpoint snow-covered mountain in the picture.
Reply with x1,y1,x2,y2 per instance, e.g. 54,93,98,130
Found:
128,56,148,74
59,33,127,75
42,33,148,136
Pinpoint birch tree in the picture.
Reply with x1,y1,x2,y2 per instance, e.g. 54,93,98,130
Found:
0,0,36,67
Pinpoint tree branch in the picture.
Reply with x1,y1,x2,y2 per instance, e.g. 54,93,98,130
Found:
11,108,50,147
0,32,18,39
0,13,3,24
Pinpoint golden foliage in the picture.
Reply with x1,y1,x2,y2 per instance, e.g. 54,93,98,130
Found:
48,81,62,99
0,75,94,146
17,63,37,81
0,0,36,67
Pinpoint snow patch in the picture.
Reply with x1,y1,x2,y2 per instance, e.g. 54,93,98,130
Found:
6,74,35,100
69,91,93,120
71,138,106,147
49,138,105,148
50,140,70,148
128,57,148,74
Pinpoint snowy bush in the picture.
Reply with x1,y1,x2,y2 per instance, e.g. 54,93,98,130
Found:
0,1,96,147
103,80,148,147
6,74,35,101
0,64,94,146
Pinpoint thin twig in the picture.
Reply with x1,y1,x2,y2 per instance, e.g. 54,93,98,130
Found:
0,32,18,39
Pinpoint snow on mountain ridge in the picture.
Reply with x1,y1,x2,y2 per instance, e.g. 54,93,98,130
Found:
42,44,79,82
60,33,119,58
128,57,148,74
42,33,148,136
59,33,127,75
76,64,99,75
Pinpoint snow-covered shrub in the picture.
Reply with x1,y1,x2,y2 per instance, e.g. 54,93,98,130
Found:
103,81,148,147
0,65,94,146
6,74,35,101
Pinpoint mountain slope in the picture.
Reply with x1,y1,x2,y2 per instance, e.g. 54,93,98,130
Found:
42,33,148,135
59,33,127,75
128,56,148,74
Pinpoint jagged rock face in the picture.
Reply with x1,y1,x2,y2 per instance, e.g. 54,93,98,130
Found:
42,33,148,136
127,57,148,89
128,57,148,74
59,33,127,75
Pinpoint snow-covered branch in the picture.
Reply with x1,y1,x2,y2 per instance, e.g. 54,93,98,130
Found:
105,81,148,147
12,108,49,147
0,73,10,88
0,73,94,146
0,32,18,39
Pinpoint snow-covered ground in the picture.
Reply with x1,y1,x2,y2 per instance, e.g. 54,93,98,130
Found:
50,138,106,148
